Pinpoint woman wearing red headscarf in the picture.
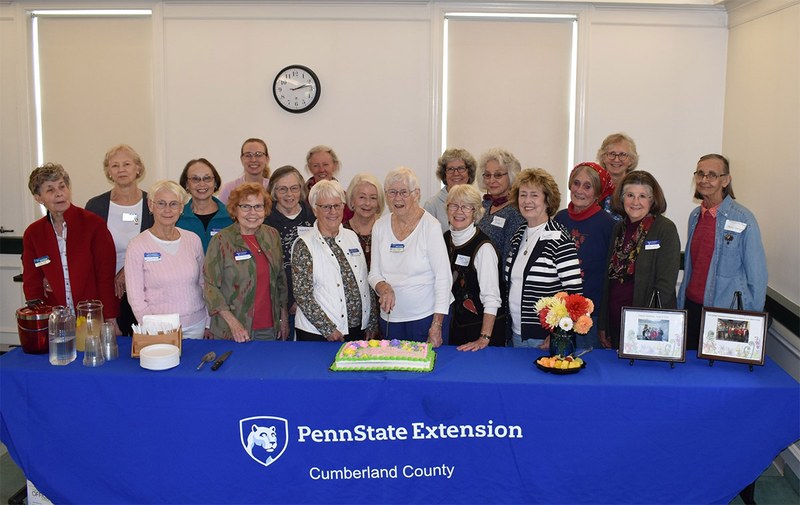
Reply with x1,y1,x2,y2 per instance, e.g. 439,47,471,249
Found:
554,162,616,349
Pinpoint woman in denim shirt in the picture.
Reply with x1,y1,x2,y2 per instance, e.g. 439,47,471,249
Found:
678,154,767,351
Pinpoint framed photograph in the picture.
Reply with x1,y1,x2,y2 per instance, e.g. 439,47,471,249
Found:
697,307,768,366
618,307,687,363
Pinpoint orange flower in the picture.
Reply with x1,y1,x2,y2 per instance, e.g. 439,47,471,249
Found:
553,292,568,301
574,315,593,334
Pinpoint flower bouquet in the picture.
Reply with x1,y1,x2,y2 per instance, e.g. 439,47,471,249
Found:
534,292,594,357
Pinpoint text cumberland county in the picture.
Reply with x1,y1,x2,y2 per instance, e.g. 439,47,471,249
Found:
297,420,523,443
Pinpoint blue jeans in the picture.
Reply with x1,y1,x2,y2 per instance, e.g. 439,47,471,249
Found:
379,312,451,345
511,331,544,349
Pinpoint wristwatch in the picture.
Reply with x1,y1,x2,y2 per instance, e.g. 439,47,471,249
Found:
480,334,491,341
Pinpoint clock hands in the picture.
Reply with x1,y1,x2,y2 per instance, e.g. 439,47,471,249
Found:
291,83,312,91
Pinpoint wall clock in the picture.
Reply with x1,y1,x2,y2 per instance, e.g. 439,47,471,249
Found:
272,65,321,113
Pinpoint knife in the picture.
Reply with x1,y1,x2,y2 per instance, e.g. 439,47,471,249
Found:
210,350,232,371
196,351,216,371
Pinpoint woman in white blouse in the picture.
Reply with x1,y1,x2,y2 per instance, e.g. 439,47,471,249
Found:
368,167,453,347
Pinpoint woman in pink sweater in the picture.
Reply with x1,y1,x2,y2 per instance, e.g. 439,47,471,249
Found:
125,180,208,339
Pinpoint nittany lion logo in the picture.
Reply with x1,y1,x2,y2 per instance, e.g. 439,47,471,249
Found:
239,416,289,467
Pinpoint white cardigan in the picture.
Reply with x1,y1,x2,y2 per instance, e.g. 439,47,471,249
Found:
293,223,371,335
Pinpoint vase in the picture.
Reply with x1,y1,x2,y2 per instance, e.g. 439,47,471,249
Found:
550,329,576,357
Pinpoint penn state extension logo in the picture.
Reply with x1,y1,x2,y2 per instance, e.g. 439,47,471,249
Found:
239,416,289,467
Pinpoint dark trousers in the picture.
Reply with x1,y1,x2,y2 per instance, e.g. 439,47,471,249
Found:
685,297,703,351
295,326,364,342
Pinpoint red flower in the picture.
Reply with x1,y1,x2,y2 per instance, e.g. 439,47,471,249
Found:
538,307,550,328
564,294,591,321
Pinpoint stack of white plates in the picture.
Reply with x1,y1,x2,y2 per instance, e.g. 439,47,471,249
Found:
140,344,180,371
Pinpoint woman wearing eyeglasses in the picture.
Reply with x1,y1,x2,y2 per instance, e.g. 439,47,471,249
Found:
204,183,289,341
596,132,640,220
86,144,154,336
598,171,680,349
291,180,377,342
125,181,208,339
218,138,271,204
678,154,767,351
304,145,354,222
476,148,526,262
176,158,233,253
265,165,316,340
423,148,477,232
444,184,505,351
368,167,453,347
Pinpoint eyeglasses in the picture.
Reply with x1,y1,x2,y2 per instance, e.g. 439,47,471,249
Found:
316,203,344,212
187,175,214,184
482,172,508,181
605,151,629,161
276,185,302,195
386,189,412,199
445,166,467,174
447,203,475,213
238,204,265,212
241,151,266,160
693,170,728,181
153,200,181,210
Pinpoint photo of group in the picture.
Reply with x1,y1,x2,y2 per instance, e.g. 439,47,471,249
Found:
637,320,669,342
698,307,768,366
714,319,751,343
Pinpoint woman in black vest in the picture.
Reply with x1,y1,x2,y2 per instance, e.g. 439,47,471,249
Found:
444,185,505,350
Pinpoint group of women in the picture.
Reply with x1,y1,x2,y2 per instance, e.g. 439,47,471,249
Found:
22,133,767,354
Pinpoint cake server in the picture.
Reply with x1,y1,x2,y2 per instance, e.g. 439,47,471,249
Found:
196,351,216,371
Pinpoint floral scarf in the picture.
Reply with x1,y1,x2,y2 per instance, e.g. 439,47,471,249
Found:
608,215,655,283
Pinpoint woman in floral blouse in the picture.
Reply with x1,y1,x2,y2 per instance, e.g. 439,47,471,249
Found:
291,180,377,342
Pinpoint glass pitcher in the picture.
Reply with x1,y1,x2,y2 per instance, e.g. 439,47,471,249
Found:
48,306,76,365
76,300,103,352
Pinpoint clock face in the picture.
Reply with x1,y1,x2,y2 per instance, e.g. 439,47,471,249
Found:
272,65,320,113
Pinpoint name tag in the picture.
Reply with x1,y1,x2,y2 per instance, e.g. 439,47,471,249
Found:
491,216,506,228
144,252,162,262
724,219,747,233
542,231,561,240
235,251,252,261
348,248,361,256
122,212,139,224
644,240,660,250
455,254,470,267
390,243,405,253
297,226,312,236
34,256,50,268
210,228,221,236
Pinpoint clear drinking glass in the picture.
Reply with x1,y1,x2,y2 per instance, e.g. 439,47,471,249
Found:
101,321,118,360
82,333,105,367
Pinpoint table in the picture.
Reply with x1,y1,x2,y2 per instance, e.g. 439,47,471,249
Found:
1,340,798,504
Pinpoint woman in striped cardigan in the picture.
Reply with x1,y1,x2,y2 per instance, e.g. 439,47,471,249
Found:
505,169,583,348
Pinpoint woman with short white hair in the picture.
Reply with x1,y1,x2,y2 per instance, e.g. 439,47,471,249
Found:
445,184,504,351
368,167,453,347
292,180,377,341
125,180,208,339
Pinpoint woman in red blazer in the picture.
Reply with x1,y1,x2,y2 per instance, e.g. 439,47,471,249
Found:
22,163,120,333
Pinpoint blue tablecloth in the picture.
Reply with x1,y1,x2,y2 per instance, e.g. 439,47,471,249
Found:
1,339,798,504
